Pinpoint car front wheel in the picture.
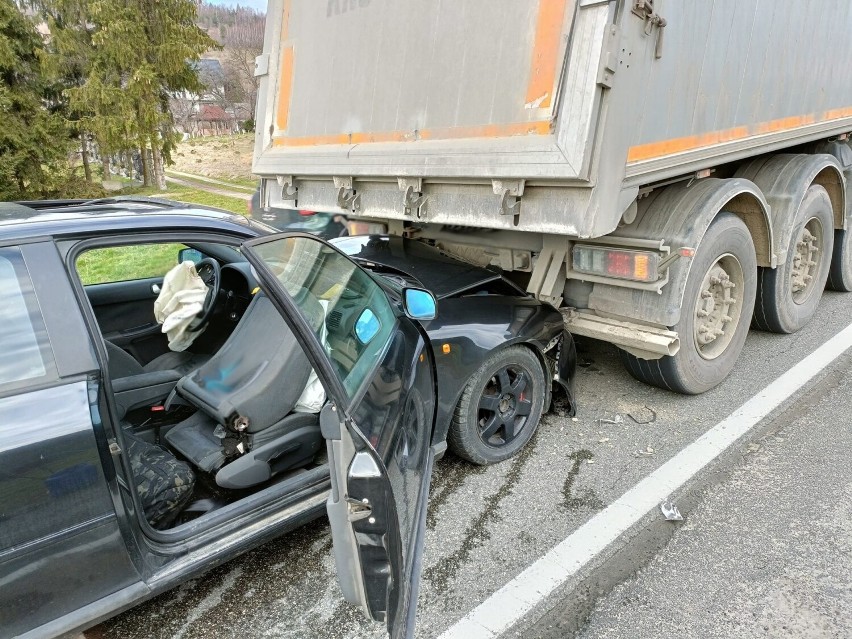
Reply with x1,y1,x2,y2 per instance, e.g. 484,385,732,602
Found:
448,345,546,465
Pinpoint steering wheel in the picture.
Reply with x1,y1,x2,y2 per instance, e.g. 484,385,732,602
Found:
189,257,221,332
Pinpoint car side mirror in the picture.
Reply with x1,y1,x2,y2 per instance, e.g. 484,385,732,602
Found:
402,288,437,321
178,248,204,264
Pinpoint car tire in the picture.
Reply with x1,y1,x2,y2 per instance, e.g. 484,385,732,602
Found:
753,185,834,333
448,345,546,465
622,212,757,394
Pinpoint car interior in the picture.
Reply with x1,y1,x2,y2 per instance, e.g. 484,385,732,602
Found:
76,240,330,531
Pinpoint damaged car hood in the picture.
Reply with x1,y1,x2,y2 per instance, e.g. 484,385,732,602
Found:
331,235,511,299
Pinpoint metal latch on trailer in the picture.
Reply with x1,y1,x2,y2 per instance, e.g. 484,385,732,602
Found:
278,175,298,206
334,176,361,212
632,0,666,59
399,178,427,219
493,179,525,223
597,25,620,89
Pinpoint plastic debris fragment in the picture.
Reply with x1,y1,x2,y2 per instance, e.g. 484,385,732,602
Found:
660,500,684,521
598,412,624,426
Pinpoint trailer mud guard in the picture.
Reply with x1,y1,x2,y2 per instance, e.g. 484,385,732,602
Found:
587,177,772,329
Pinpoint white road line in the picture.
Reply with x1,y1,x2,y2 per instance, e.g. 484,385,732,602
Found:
438,322,852,639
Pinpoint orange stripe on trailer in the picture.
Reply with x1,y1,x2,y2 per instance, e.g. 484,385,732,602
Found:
275,46,295,133
420,120,552,140
627,109,852,163
753,114,815,134
525,0,573,109
271,120,553,147
824,107,852,120
281,0,291,40
627,127,749,162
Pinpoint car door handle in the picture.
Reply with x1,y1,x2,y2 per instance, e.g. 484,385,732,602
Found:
152,284,161,295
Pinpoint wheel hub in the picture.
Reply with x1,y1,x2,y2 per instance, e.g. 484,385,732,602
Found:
695,264,737,347
477,365,533,447
692,253,745,361
791,221,821,301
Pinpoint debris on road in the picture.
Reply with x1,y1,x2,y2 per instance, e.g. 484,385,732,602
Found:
628,406,657,425
598,412,624,426
660,501,684,521
634,446,656,457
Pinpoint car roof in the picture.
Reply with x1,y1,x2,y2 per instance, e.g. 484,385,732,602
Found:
0,197,266,242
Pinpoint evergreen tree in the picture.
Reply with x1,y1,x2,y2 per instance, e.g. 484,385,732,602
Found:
0,0,75,199
67,0,217,188
34,0,98,181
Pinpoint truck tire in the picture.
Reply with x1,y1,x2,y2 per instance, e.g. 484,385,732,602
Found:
448,345,546,465
827,226,852,292
622,213,757,394
752,185,834,332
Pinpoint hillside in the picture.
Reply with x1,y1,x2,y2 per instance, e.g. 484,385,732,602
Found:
169,134,255,180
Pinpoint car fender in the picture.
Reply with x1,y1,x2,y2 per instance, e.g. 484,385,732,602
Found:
423,296,570,446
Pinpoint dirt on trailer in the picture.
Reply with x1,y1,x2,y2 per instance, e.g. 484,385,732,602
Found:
169,134,255,180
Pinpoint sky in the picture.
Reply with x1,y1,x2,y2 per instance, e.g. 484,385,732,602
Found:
206,0,268,12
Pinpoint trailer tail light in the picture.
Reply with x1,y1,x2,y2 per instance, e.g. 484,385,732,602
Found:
572,245,660,282
347,221,387,235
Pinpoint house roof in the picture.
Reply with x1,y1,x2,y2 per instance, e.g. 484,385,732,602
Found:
197,104,234,121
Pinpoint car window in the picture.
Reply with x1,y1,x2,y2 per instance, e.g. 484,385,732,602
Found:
0,248,55,389
252,236,396,398
76,243,188,285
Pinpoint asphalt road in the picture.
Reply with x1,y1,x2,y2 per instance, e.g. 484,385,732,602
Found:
566,350,852,639
89,290,852,639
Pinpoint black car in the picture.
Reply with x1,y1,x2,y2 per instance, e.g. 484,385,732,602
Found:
248,187,348,238
0,197,576,638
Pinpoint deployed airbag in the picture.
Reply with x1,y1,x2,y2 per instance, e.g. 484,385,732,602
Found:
154,261,208,351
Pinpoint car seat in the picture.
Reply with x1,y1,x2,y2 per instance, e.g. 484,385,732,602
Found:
106,342,211,418
164,292,324,489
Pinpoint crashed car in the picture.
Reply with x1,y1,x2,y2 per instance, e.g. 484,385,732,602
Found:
248,187,348,238
0,197,576,638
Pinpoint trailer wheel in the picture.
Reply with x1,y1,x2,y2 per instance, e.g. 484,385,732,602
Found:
753,185,834,332
622,213,757,394
827,225,852,292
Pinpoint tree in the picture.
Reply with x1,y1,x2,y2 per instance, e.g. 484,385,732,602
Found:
0,0,76,199
67,0,217,189
31,0,99,181
222,17,263,121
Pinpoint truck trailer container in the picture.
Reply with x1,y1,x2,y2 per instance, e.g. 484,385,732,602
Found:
252,0,852,393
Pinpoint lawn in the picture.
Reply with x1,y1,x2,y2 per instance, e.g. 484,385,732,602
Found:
76,243,186,285
121,183,250,215
73,172,251,284
161,187,250,215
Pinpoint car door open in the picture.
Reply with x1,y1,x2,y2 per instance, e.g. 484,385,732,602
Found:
241,233,438,638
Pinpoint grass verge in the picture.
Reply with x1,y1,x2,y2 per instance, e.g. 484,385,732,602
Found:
120,184,249,215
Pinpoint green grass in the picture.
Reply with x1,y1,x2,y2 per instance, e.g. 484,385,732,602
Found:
73,183,248,284
162,187,250,215
119,183,249,215
164,169,257,192
209,175,258,190
77,243,186,285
